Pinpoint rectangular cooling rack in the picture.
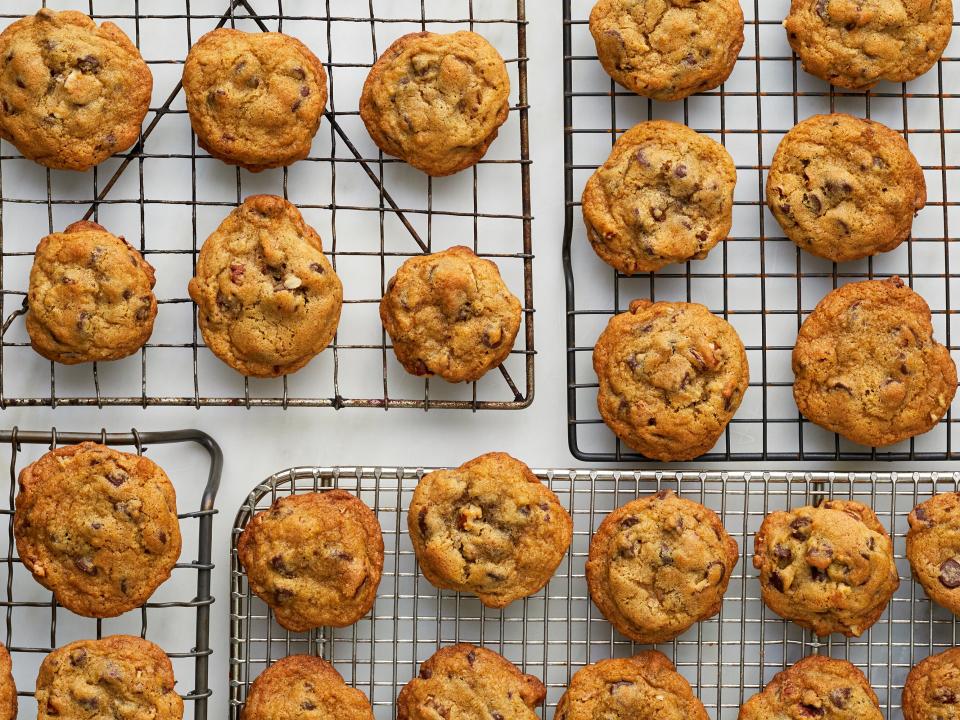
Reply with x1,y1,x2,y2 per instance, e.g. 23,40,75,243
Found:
563,0,960,461
231,466,960,719
0,0,533,410
1,428,220,719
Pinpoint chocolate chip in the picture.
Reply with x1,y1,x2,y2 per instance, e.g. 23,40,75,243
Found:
626,354,639,372
933,688,957,704
655,489,671,500
76,310,90,331
291,67,306,80
482,329,503,348
77,697,99,712
309,262,325,274
620,516,638,528
866,536,875,550
803,193,822,214
420,667,433,679
914,506,928,523
659,543,673,564
70,648,87,666
816,0,829,19
106,470,127,487
940,558,960,588
333,550,354,562
650,207,666,222
230,262,245,283
301,701,317,710
683,53,697,66
135,303,151,321
91,522,102,530
674,163,688,178
158,530,167,544
120,578,128,594
790,516,812,539
246,76,260,89
466,650,476,666
74,557,96,575
301,85,310,97
274,588,293,603
830,687,852,708
15,78,24,89
418,507,428,535
811,567,827,582
121,288,133,300
519,505,531,515
773,544,793,564
271,555,295,578
291,99,302,112
799,703,825,717
77,55,100,73
770,571,784,592
492,714,504,720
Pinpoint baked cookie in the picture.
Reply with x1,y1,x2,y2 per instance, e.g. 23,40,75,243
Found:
590,0,744,101
792,277,957,447
14,442,181,619
188,195,343,378
585,489,739,644
907,493,960,615
903,648,960,720
237,490,384,632
396,644,545,720
739,655,882,720
583,120,737,274
784,0,953,90
408,452,572,608
753,499,898,637
242,655,374,720
26,220,157,364
593,299,749,461
767,114,926,262
380,246,522,383
360,31,510,177
35,635,183,719
0,644,14,720
0,8,152,171
183,29,326,172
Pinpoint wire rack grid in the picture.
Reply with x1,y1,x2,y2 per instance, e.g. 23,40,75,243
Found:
0,0,533,410
563,0,960,461
230,466,960,720
1,428,220,719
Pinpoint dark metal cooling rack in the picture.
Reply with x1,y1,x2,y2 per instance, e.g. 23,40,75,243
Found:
0,0,533,410
1,428,220,719
563,0,960,461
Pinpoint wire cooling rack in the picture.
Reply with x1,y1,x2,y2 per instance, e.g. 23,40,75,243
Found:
230,466,960,719
1,428,220,719
0,0,533,410
563,0,960,461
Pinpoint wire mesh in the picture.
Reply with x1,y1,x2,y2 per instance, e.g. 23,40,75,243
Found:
230,466,960,720
563,0,960,461
0,0,533,410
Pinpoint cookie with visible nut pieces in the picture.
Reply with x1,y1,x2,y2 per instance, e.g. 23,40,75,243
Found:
907,493,960,616
902,647,960,720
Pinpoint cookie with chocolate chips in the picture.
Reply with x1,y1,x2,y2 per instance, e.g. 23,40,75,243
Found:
903,647,960,720
907,493,960,616
0,644,15,720
585,490,739,644
13,442,181,619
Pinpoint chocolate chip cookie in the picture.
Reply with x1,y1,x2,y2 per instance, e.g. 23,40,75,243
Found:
237,490,384,632
0,644,14,720
396,644,545,720
754,499,898,637
903,648,960,720
767,114,926,262
582,120,737,274
242,655,374,720
555,651,709,720
593,299,749,461
35,635,182,719
907,493,960,615
380,246,522,383
590,0,744,101
14,442,181,619
0,8,152,171
792,277,957,447
183,29,326,172
360,31,510,177
188,195,343,378
408,452,572,608
739,655,882,720
586,489,739,644
784,0,953,90
26,220,157,364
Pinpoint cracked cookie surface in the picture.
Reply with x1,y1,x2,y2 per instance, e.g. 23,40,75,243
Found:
586,490,739,644
582,120,736,274
14,442,181,619
590,0,744,101
0,644,14,720
907,493,960,616
0,8,152,170
792,276,956,447
188,195,343,378
183,28,327,171
593,299,749,461
237,490,384,632
903,648,960,720
359,31,510,177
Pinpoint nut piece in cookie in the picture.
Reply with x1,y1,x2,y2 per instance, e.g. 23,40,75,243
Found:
582,120,737,274
907,493,960,616
408,452,572,608
360,31,510,177
0,8,153,171
586,489,739,644
396,644,545,720
593,299,749,461
590,0,744,101
183,28,327,171
0,644,14,720
188,195,343,378
35,635,183,720
380,246,522,383
753,499,898,637
902,647,960,720
26,220,157,364
792,276,957,447
767,114,926,263
237,490,384,632
14,442,182,619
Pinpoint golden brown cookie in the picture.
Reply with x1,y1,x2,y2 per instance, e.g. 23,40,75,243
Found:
907,493,960,616
0,644,14,720
0,8,152,171
14,442,182,619
903,648,960,720
183,28,327,172
792,277,957,447
237,490,384,632
586,489,739,644
188,195,343,378
360,31,510,177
